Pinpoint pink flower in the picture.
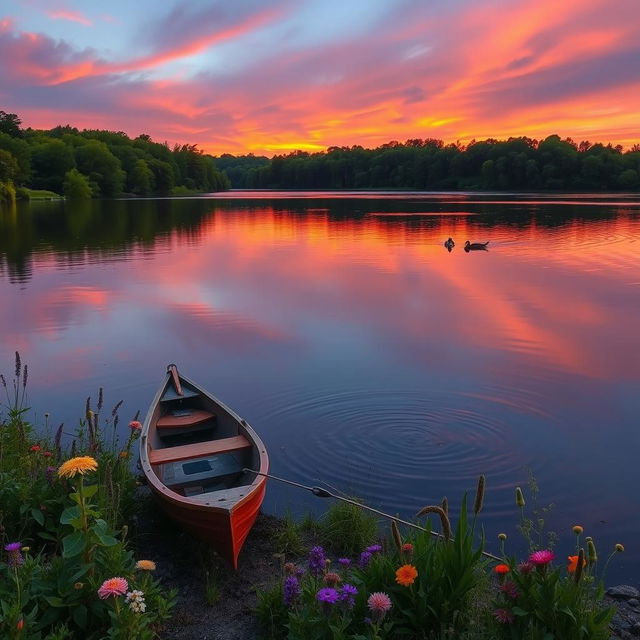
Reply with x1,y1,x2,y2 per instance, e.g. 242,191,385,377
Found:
500,581,519,600
98,577,129,599
368,592,392,623
129,420,142,431
518,561,534,574
529,550,555,566
493,608,514,624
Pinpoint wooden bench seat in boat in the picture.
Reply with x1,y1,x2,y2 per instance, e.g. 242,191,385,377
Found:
156,409,215,430
149,435,251,465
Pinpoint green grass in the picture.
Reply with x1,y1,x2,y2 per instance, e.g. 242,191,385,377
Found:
22,188,64,200
317,498,379,555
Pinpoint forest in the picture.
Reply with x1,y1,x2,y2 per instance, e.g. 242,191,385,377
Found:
0,110,229,204
216,136,640,191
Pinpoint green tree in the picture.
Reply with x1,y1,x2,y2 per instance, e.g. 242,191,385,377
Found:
0,133,31,184
31,139,75,193
63,168,93,199
0,111,22,137
0,149,19,182
130,159,155,195
75,140,125,196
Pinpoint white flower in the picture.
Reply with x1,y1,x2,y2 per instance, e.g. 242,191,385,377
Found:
126,590,146,613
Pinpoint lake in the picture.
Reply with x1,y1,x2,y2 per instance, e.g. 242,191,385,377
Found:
1,191,639,582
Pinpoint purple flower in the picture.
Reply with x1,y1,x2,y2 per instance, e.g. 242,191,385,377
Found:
338,557,351,567
338,583,358,608
283,576,300,606
309,546,326,576
316,588,339,604
500,581,519,600
359,551,372,568
45,466,57,483
4,542,23,568
366,544,382,553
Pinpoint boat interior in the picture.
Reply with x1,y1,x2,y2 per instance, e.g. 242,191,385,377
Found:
147,376,259,500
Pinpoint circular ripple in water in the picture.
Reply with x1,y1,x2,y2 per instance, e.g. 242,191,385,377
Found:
255,387,546,517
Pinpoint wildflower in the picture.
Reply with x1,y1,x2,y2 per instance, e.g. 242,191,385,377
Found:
308,546,326,576
366,544,382,553
283,562,297,575
493,608,514,624
16,619,24,631
338,584,358,608
587,540,598,564
498,533,507,541
283,576,300,606
367,592,392,623
98,577,128,599
30,444,41,452
45,466,57,483
317,587,339,613
518,562,534,574
4,542,24,568
529,550,555,566
42,451,52,457
500,581,519,600
401,542,413,554
494,564,510,575
567,555,587,573
473,474,485,515
135,560,156,571
126,590,146,613
572,525,583,535
359,550,372,568
74,582,84,590
616,544,625,553
515,487,525,508
337,557,351,567
57,456,98,478
129,420,142,431
324,572,341,587
119,451,128,458
395,564,418,587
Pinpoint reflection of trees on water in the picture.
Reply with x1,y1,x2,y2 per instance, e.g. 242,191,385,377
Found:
0,196,633,283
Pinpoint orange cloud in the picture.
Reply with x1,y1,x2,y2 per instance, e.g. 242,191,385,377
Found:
46,10,92,27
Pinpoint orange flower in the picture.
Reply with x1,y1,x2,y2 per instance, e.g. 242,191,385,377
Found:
57,456,98,478
395,564,418,586
567,555,587,573
494,564,510,574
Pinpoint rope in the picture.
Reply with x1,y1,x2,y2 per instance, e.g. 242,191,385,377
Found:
244,468,502,562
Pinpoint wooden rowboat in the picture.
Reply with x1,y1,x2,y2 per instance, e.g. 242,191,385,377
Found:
139,364,268,568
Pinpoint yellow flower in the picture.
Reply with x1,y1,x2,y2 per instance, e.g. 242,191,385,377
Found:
615,544,624,553
57,456,98,478
135,560,156,571
395,564,418,587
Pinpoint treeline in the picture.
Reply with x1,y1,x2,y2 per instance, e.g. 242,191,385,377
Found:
0,110,229,202
216,136,640,191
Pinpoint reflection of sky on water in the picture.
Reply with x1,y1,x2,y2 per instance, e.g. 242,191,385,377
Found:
0,194,639,581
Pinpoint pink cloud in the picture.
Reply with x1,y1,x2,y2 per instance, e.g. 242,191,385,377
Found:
46,9,92,27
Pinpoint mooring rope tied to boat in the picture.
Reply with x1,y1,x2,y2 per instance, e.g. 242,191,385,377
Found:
244,468,501,562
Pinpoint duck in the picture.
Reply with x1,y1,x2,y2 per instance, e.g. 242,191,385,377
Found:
444,237,455,251
464,240,489,252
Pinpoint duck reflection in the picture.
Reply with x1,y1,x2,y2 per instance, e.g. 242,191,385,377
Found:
444,237,455,252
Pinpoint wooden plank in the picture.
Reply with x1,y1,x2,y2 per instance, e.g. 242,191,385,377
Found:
149,435,251,465
157,409,215,429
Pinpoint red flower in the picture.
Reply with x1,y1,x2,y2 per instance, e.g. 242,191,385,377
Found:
567,555,587,573
493,608,514,624
30,445,41,452
16,619,24,630
494,563,510,574
129,420,142,430
42,451,53,457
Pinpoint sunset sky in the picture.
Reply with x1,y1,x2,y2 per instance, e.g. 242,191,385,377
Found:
1,0,639,156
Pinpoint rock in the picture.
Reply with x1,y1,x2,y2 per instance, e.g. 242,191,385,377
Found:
608,585,640,600
612,612,632,631
631,622,640,637
629,599,640,608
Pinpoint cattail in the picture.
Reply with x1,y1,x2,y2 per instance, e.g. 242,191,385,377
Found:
70,439,77,456
85,397,91,421
441,497,448,516
22,365,28,388
416,505,452,542
54,423,64,454
515,487,525,508
112,400,123,417
0,373,6,388
574,548,585,584
97,388,104,412
473,475,485,515
134,409,140,421
587,539,597,564
391,520,403,552
15,351,21,378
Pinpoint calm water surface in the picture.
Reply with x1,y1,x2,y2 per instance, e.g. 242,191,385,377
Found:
1,192,639,581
